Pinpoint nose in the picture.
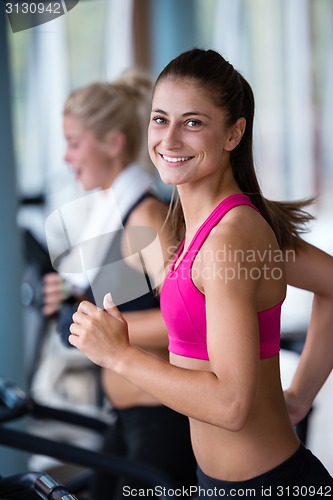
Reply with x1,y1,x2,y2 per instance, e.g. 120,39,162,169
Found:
162,123,182,150
64,146,72,164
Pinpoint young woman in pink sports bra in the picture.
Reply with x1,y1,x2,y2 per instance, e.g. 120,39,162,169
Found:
69,49,333,497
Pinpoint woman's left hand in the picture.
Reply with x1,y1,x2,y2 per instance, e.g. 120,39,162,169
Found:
69,293,130,370
284,388,312,425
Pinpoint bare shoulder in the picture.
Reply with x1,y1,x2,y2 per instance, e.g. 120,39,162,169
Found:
206,204,279,255
126,195,176,265
198,204,285,310
127,196,169,230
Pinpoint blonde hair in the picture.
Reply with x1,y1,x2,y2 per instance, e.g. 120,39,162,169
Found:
63,68,153,170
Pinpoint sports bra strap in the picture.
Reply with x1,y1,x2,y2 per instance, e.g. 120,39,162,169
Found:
185,193,259,262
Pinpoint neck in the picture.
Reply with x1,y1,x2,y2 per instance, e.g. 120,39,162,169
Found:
102,158,129,190
177,170,240,232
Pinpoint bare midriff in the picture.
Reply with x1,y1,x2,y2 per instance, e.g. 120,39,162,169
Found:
170,353,300,481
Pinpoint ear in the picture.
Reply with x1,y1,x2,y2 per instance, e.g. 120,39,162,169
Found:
103,131,127,158
224,117,246,152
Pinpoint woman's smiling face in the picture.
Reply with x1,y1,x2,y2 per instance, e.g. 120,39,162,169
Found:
63,114,114,191
148,78,233,187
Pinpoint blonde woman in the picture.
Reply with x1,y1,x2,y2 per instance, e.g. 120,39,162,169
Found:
42,69,197,498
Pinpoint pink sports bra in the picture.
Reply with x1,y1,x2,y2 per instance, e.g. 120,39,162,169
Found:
160,194,283,360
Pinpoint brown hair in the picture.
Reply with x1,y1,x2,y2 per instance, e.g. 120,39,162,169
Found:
155,48,314,250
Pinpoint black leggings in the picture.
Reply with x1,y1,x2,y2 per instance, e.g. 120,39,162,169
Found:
197,444,333,499
90,405,197,499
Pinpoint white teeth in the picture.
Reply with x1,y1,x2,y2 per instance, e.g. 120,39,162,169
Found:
162,155,192,163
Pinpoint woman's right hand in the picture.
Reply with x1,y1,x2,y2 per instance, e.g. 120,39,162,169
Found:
42,272,67,316
69,294,130,370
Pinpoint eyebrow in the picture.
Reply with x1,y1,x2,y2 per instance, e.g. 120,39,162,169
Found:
151,108,211,119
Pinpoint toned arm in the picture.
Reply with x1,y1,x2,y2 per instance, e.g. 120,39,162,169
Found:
284,241,333,423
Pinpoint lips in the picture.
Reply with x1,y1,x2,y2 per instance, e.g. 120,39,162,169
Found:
161,154,194,163
71,166,81,176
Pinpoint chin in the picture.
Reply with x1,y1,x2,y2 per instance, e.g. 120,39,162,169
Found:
157,169,178,186
159,174,178,186
80,178,99,191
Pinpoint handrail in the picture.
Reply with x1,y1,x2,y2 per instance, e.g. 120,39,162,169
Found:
0,426,175,494
0,377,176,499
0,376,110,431
0,378,32,423
0,471,78,499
